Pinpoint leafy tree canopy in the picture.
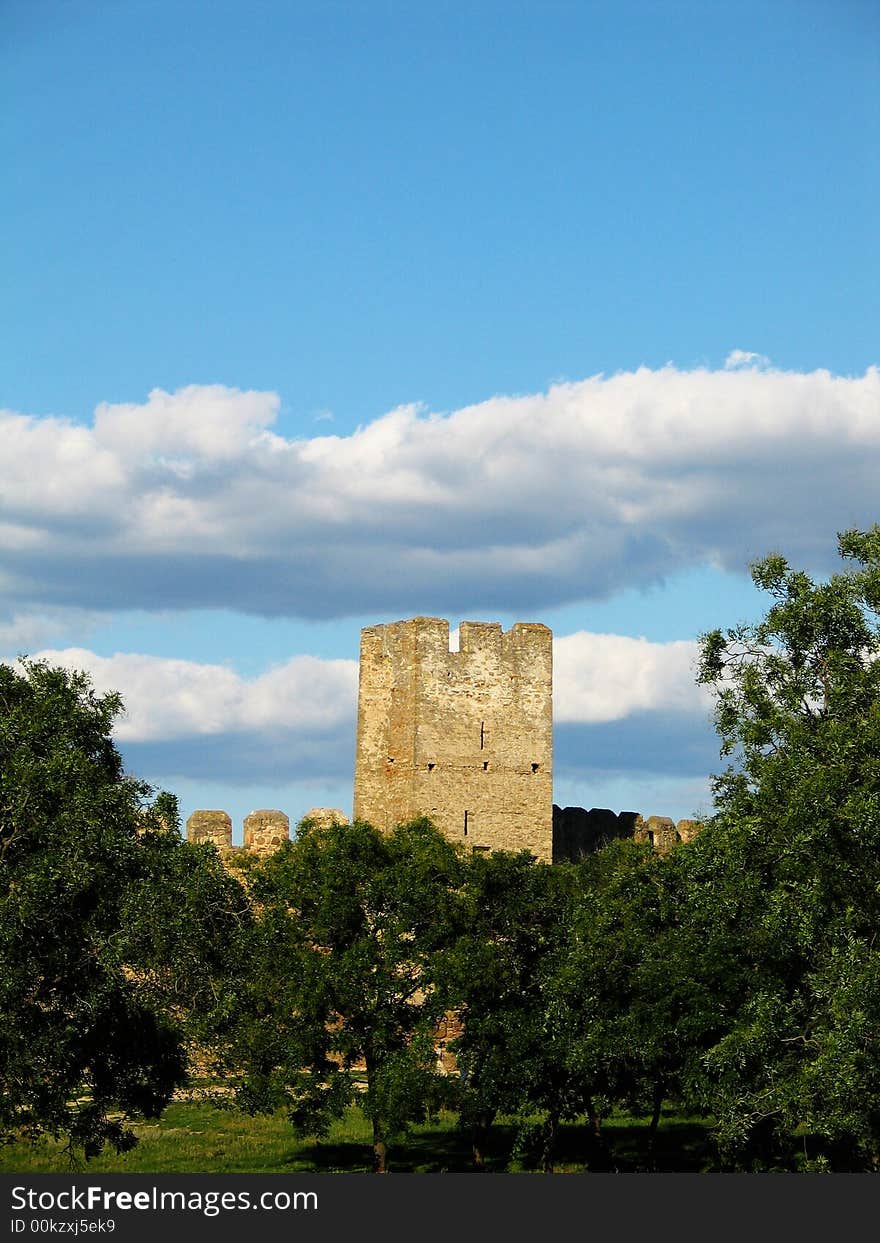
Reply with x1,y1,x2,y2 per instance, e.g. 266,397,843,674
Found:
0,659,247,1158
438,848,575,1168
685,526,880,1168
214,816,464,1173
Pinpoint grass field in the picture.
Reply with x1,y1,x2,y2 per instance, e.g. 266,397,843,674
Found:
0,1101,714,1174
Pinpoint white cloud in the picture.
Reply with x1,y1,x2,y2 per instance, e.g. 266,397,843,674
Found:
7,629,719,822
26,648,359,743
0,608,102,654
553,631,712,722
92,384,281,462
724,349,771,370
2,361,878,619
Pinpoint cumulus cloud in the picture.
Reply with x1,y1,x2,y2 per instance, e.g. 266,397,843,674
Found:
0,607,102,654
17,629,715,787
27,647,359,744
3,362,877,620
552,632,719,802
553,631,712,722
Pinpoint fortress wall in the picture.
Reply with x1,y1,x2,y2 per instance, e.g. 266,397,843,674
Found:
352,619,423,832
185,804,701,863
185,807,347,856
552,805,704,862
243,809,291,858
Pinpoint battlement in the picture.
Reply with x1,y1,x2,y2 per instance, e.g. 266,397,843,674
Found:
552,807,704,861
361,616,552,667
185,807,347,857
185,805,702,862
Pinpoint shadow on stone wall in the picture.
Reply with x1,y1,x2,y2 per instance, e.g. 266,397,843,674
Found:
552,805,703,863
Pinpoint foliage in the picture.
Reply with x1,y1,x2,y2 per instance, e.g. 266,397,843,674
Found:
437,849,575,1168
684,526,880,1168
213,816,465,1172
443,840,718,1172
0,658,247,1158
553,840,696,1166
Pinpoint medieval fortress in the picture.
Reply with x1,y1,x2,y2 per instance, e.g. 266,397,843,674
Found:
186,618,702,859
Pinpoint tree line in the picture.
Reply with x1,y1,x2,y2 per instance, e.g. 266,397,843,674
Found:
3,528,880,1172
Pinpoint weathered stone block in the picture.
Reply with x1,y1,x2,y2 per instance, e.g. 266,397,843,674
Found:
186,809,232,849
302,807,350,829
243,809,290,857
676,818,703,844
645,814,677,854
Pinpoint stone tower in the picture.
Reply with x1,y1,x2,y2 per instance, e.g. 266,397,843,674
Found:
353,617,553,861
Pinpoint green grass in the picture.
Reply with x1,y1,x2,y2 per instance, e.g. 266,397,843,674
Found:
0,1102,715,1174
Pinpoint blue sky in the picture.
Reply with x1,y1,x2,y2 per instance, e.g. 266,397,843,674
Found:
2,0,878,839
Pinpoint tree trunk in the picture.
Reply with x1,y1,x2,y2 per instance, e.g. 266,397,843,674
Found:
647,1081,664,1171
585,1097,611,1171
472,1111,493,1170
541,1112,559,1174
372,1118,389,1174
365,1050,389,1174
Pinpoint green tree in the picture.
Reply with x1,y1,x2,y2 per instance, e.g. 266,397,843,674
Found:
115,796,252,1065
684,526,880,1168
0,658,247,1158
439,849,577,1170
444,840,709,1172
215,816,464,1173
553,840,680,1167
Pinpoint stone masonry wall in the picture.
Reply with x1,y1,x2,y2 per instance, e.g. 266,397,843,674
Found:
186,805,700,863
353,617,554,862
185,807,347,855
184,608,702,871
243,809,291,858
552,805,704,862
185,809,233,850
